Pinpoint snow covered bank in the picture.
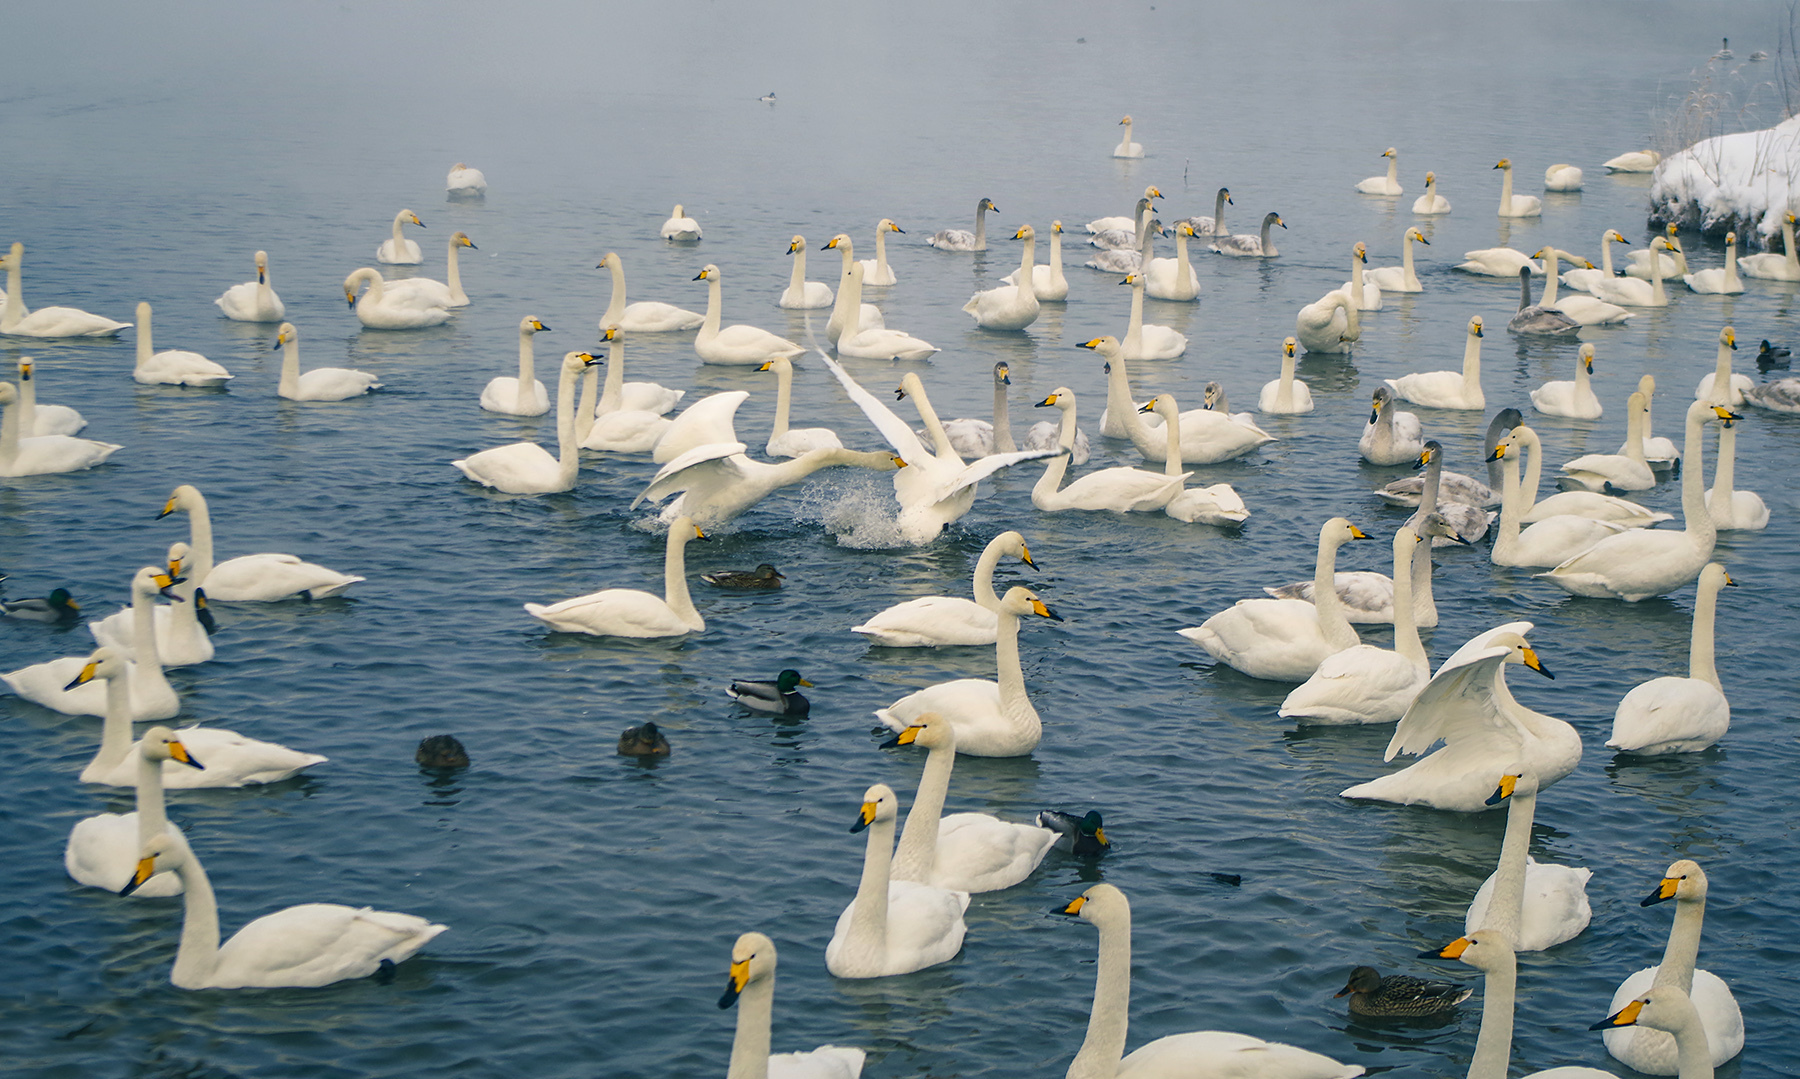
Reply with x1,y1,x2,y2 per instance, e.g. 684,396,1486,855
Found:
1650,113,1800,243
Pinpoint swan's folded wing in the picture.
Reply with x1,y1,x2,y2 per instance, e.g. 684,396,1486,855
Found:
821,354,931,463
933,449,1059,502
632,442,747,507
1383,650,1517,761
216,902,444,987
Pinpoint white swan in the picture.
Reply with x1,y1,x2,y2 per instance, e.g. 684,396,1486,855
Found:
1561,230,1627,292
1607,564,1733,754
1172,186,1228,235
825,784,969,979
0,381,120,476
66,722,198,897
375,209,424,263
1737,211,1800,280
1626,226,1687,279
481,316,551,415
1337,241,1382,311
1265,513,1459,627
1359,387,1425,465
1491,429,1630,568
1208,211,1284,257
1111,114,1144,158
1029,389,1184,512
1541,401,1729,601
1003,220,1070,301
858,218,904,286
719,932,865,1079
1279,525,1430,724
445,162,486,196
693,265,803,366
632,441,900,529
1141,395,1251,526
156,484,362,601
851,530,1035,648
1603,149,1661,172
1636,374,1681,471
661,203,702,242
651,390,747,463
1705,413,1767,529
1412,171,1451,215
1259,337,1315,413
1694,326,1752,405
824,362,1053,544
1539,248,1633,324
1143,222,1201,300
0,242,132,337
342,267,450,329
927,197,996,251
1056,884,1365,1079
1493,158,1543,217
1685,231,1744,293
1603,860,1744,1074
73,651,325,788
3,567,181,719
1455,245,1541,277
1366,227,1428,293
1180,518,1367,682
383,231,476,308
1596,986,1716,1079
760,355,841,457
963,226,1042,331
1340,622,1579,810
1386,316,1486,409
453,352,596,494
214,250,285,322
1507,424,1671,527
842,264,940,357
15,358,86,436
1089,187,1163,234
1421,933,1616,1079
524,519,706,637
874,586,1060,756
89,542,213,667
887,713,1057,892
1591,237,1674,307
1531,344,1602,418
1086,337,1271,463
779,235,833,309
273,323,379,402
119,831,445,988
1118,272,1184,359
1544,163,1584,191
1295,289,1358,354
594,252,704,332
577,328,674,453
1508,266,1581,337
133,302,233,385
820,235,886,345
1462,771,1593,951
1356,147,1403,194
1560,391,1656,491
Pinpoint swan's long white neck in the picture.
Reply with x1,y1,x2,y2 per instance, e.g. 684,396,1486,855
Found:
1159,400,1184,478
892,738,955,881
573,362,598,445
1385,155,1399,187
170,846,224,988
841,267,866,338
770,361,794,441
1391,531,1425,666
1173,228,1193,291
1495,446,1526,560
1679,406,1715,546
1600,232,1618,277
1690,570,1724,689
1541,251,1562,305
1212,190,1227,234
1784,216,1798,272
135,305,156,369
84,671,136,781
992,376,1015,451
553,359,583,487
517,326,539,413
1485,785,1539,947
1,250,24,329
1655,892,1706,992
1419,452,1443,518
1573,351,1591,398
1724,236,1740,289
701,275,725,339
1102,350,1148,444
1346,249,1367,309
1312,531,1357,649
349,270,386,316
597,337,626,417
1033,407,1077,501
906,381,959,461
1707,341,1735,405
1517,429,1545,516
1277,350,1297,410
845,811,897,964
1468,942,1518,1079
725,970,776,1079
1462,329,1483,391
0,383,21,464
136,742,170,843
826,242,856,344
1707,421,1738,524
787,246,808,297
994,604,1038,740
278,334,302,398
1402,234,1419,289
1123,278,1147,353
661,527,699,627
972,539,1010,608
1116,118,1133,154
1410,521,1438,626
1015,233,1036,290
1650,242,1669,303
872,226,889,274
1068,909,1132,1079
973,202,988,251
132,579,165,671
390,210,409,248
18,365,39,431
179,493,215,588
447,238,467,305
1047,227,1063,281
1498,164,1515,214
1654,990,1716,1079
1625,394,1649,466
602,259,628,325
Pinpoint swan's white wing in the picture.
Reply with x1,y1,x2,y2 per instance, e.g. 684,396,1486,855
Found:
933,449,1059,502
212,902,446,987
1383,649,1515,761
632,442,747,507
820,355,932,464
653,390,749,463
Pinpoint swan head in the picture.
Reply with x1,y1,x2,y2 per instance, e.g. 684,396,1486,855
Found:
693,264,721,282
1054,882,1127,928
879,218,904,234
849,784,899,833
561,351,602,376
1482,769,1540,806
1413,439,1443,472
993,529,1035,568
787,235,806,254
133,565,186,602
1485,630,1553,679
1138,393,1176,419
253,250,269,280
993,361,1011,386
1406,227,1429,244
821,234,851,251
1592,985,1700,1035
1050,220,1062,234
1368,385,1394,423
1467,315,1483,338
120,830,192,896
881,711,955,751
672,516,706,544
1605,229,1628,244
1578,343,1595,373
1202,381,1227,412
1493,158,1512,170
1642,858,1709,907
1721,325,1737,350
1353,241,1368,262
1283,336,1297,358
166,541,191,580
1078,335,1121,358
342,268,382,305
1725,230,1737,245
519,316,549,335
1652,237,1676,253
1000,585,1060,621
1699,562,1736,596
1424,170,1437,185
1144,186,1162,200
7,241,21,263
1320,518,1370,550
1120,273,1143,289
894,372,929,404
400,209,424,227
756,355,793,375
1419,929,1511,973
595,252,621,270
719,931,777,1010
1694,399,1742,428
1035,387,1076,413
139,726,205,770
453,231,477,250
1417,512,1470,546
1013,224,1035,241
978,197,998,213
63,647,127,690
1381,147,1397,159
1119,115,1132,125
671,204,686,218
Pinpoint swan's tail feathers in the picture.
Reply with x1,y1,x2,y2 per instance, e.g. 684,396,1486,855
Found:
962,295,980,317
873,708,907,733
308,577,365,600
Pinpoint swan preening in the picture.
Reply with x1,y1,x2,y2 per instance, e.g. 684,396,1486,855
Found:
446,162,487,196
1,242,133,337
343,268,450,329
213,250,285,322
376,208,425,264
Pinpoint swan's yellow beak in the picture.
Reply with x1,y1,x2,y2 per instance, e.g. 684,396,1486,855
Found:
153,574,185,599
1712,406,1742,422
119,854,159,896
602,326,617,341
1284,340,1295,357
1019,543,1036,568
1137,399,1156,413
1644,876,1681,905
1726,329,1738,348
1147,187,1162,199
1078,339,1103,350
850,800,878,833
63,660,99,691
1348,525,1369,540
822,236,840,249
692,525,707,540
1485,774,1519,806
1520,647,1553,679
718,958,751,1009
1031,599,1062,621
787,239,802,253
894,725,924,745
1037,393,1060,407
890,455,907,469
158,496,178,518
1422,936,1472,960
168,553,184,577
533,319,549,331
410,213,424,226
1594,999,1645,1029
1058,895,1087,916
168,739,205,770
344,288,357,308
757,360,774,372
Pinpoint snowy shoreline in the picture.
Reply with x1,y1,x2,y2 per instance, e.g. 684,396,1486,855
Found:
1649,113,1800,245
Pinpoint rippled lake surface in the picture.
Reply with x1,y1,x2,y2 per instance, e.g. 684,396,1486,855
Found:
3,3,1795,1076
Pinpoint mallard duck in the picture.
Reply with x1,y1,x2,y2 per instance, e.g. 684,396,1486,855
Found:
701,564,784,589
1336,966,1471,1017
2,586,80,623
1035,809,1110,856
617,723,670,757
1757,339,1791,369
414,735,469,769
727,670,812,715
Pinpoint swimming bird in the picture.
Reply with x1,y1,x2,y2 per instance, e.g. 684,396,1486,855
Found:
1543,162,1583,191
1359,387,1425,465
1335,966,1470,1017
3,568,182,719
1112,114,1144,158
1493,158,1542,217
618,723,670,756
0,242,133,337
273,323,380,401
1386,316,1488,409
2,586,80,623
661,204,702,242
1463,771,1593,952
134,302,233,385
779,235,833,309
446,162,486,196
632,441,901,530
1365,227,1428,293
702,564,784,589
963,227,1041,331
157,484,365,602
692,265,803,365
727,670,812,715
1035,810,1110,856
851,530,1036,648
825,784,969,979
524,519,707,637
1507,267,1580,337
213,250,285,322
595,252,705,332
718,932,864,1078
927,197,997,251
1259,338,1315,414
1607,564,1733,754
481,317,552,416
453,352,597,494
375,208,425,264
1356,147,1403,194
1531,344,1601,418
1209,211,1285,257
342,268,450,330
1412,171,1451,214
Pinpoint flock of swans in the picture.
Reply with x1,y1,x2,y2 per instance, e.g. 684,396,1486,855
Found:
0,112,1782,1078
